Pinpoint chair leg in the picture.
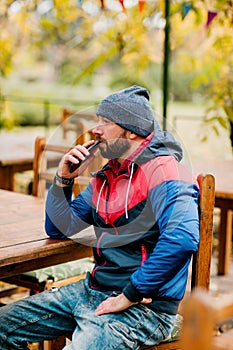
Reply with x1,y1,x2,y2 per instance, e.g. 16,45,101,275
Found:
27,342,44,350
38,343,44,350
43,336,67,350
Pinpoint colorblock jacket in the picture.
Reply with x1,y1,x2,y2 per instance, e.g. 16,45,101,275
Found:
45,120,199,315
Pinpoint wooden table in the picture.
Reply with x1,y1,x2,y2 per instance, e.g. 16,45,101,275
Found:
192,159,233,276
215,190,233,275
0,190,92,279
0,134,34,191
0,136,70,191
0,157,33,191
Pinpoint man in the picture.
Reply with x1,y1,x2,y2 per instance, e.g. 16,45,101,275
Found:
0,85,199,349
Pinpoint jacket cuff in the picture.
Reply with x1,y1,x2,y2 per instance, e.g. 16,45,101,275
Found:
123,281,144,302
50,179,73,198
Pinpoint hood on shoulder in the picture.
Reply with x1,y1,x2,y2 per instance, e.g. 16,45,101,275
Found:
135,120,183,165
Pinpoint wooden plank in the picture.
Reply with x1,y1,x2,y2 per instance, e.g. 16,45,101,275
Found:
215,196,233,210
0,238,93,264
191,174,215,290
0,158,33,167
0,243,92,279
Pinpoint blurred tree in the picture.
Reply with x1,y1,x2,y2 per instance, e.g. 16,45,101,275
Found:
0,1,166,100
196,0,233,150
169,0,233,150
0,0,233,150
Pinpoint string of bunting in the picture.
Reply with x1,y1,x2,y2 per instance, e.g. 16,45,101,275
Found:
97,1,222,28
205,9,218,28
99,0,126,10
181,2,218,28
98,0,146,13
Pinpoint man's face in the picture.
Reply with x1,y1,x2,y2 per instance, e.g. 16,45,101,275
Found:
92,116,131,159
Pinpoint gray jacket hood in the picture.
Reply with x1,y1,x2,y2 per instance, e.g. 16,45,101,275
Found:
135,120,183,165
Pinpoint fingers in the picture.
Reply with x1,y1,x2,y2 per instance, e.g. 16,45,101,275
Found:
94,297,116,316
68,142,94,165
94,295,152,317
57,141,96,178
141,298,152,304
95,294,135,316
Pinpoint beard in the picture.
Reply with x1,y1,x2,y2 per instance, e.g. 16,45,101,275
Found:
99,130,131,159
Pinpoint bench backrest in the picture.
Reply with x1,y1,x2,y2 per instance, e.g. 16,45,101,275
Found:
61,107,97,145
191,174,215,290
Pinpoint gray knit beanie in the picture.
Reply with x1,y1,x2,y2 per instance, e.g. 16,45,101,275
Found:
96,85,154,137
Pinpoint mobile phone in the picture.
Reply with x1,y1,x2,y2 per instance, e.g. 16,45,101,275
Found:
69,140,101,173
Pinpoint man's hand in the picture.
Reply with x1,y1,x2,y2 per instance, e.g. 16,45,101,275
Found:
94,293,152,316
57,140,95,179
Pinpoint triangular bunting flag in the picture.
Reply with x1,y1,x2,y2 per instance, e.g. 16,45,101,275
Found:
138,0,146,13
119,0,126,11
100,0,105,10
205,10,218,28
181,3,192,19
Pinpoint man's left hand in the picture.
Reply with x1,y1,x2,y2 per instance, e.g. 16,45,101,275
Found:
95,293,152,316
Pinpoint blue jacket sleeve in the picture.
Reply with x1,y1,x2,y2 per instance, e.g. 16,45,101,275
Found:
123,180,200,301
45,181,94,239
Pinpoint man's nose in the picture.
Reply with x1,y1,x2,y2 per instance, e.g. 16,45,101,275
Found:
92,124,103,136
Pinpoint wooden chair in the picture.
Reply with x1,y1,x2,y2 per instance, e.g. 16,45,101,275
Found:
61,107,97,145
47,173,215,350
31,136,92,198
145,173,215,350
181,288,233,350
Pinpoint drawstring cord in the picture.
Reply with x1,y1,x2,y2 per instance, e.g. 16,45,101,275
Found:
96,179,106,213
125,162,134,219
96,162,135,219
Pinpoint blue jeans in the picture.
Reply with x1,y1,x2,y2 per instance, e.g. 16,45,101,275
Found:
0,274,176,350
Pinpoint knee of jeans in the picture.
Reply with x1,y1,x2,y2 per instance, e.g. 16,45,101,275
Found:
0,305,27,349
106,321,135,348
0,333,29,350
0,312,9,342
0,332,7,346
